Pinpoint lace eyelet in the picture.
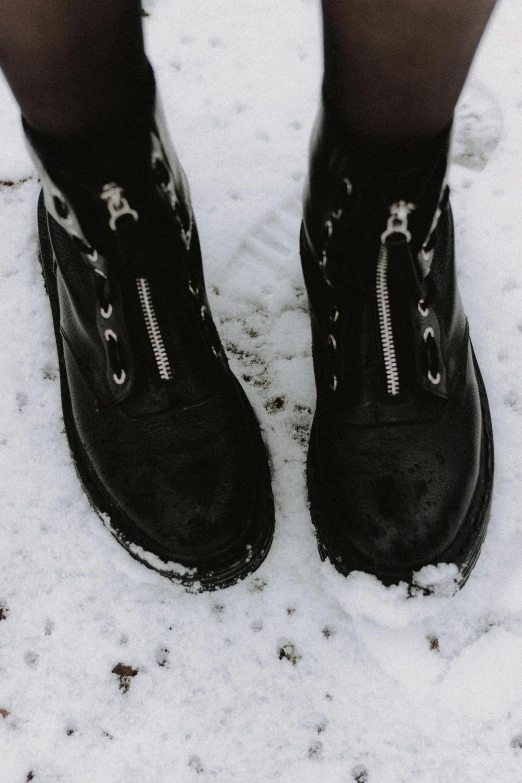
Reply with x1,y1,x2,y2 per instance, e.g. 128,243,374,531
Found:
86,248,99,263
423,326,435,342
188,282,199,297
328,334,337,351
100,304,113,319
330,375,338,392
113,369,126,385
102,328,126,384
428,370,441,385
330,307,339,323
418,299,429,317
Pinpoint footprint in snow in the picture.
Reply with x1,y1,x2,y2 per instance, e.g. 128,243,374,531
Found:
453,82,502,171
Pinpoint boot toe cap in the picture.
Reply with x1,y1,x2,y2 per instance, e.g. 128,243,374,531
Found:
114,428,269,566
311,400,485,581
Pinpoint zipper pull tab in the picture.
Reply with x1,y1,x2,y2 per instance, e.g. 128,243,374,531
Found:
101,183,139,231
381,200,415,244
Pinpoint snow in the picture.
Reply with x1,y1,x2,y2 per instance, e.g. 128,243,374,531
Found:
0,0,522,781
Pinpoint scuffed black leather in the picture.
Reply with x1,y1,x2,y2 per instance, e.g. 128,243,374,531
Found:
34,118,274,579
302,103,492,580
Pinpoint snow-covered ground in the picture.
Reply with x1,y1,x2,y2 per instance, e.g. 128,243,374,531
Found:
1,0,521,780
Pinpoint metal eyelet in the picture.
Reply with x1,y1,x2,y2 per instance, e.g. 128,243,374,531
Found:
104,329,118,342
344,178,352,196
188,282,199,297
324,220,333,239
428,370,441,385
328,334,337,350
113,369,126,385
331,207,343,220
86,247,99,263
320,250,328,269
212,346,219,358
418,299,429,317
423,326,435,342
330,376,338,392
100,304,113,319
94,268,107,279
420,247,434,265
330,307,339,323
200,305,207,320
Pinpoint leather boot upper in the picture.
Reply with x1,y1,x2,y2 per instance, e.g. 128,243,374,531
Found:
29,100,273,573
302,102,492,580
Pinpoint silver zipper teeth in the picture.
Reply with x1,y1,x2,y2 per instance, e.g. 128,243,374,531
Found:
376,243,400,396
136,278,173,380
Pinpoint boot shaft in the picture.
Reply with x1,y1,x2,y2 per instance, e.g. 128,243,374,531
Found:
301,101,468,415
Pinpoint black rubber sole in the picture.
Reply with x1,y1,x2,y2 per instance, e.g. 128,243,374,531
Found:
37,191,275,591
307,348,494,592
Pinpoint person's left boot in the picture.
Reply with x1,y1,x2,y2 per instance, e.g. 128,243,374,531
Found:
301,102,494,589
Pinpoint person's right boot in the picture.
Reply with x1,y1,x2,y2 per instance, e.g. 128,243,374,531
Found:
301,102,494,589
25,91,275,590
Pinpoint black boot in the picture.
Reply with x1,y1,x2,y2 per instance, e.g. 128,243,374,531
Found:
26,96,274,590
301,102,493,589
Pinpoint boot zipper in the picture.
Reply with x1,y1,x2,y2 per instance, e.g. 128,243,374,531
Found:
101,183,173,381
376,201,414,397
376,243,399,396
136,278,173,380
